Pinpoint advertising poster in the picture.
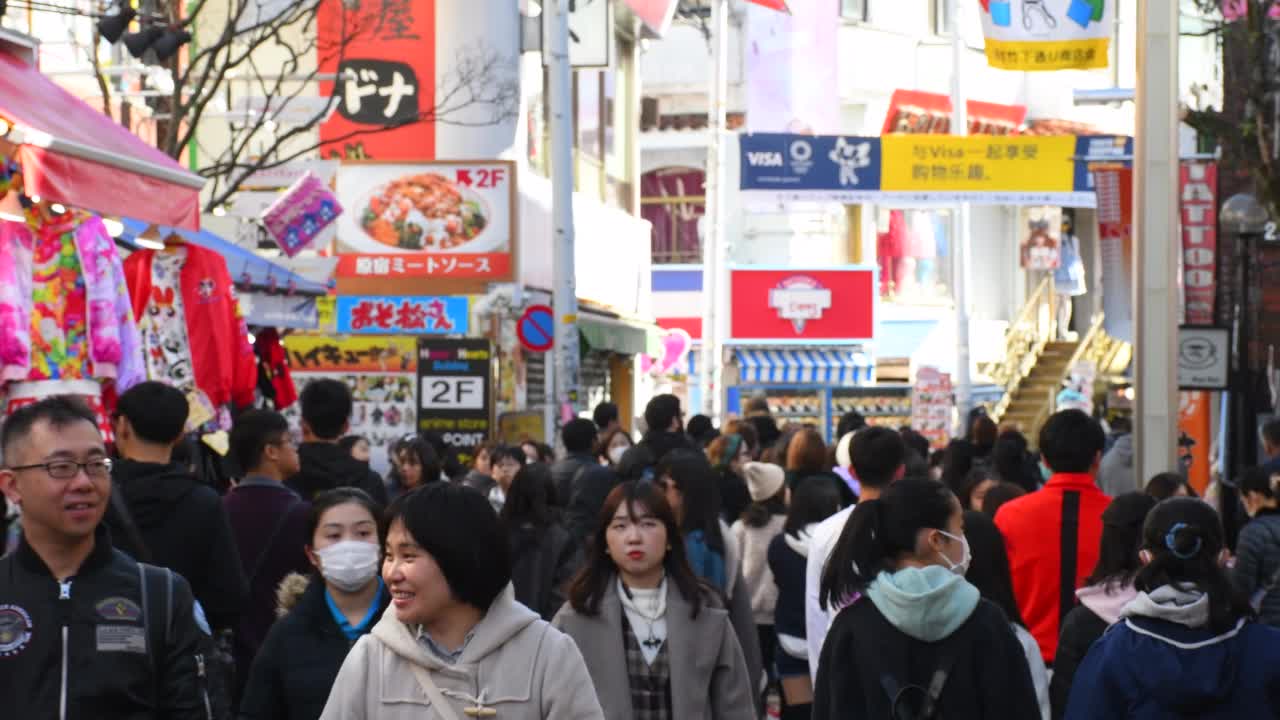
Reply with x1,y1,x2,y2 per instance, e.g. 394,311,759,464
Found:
1095,166,1134,343
283,335,419,475
729,268,876,342
978,0,1116,72
335,161,516,282
335,295,469,335
911,367,954,449
1180,162,1218,325
1019,206,1063,270
1179,390,1213,496
745,0,838,135
417,338,493,467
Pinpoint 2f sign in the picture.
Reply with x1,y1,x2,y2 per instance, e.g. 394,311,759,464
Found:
421,376,485,410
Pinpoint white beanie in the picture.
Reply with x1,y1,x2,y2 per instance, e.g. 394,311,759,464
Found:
836,431,856,469
743,462,785,502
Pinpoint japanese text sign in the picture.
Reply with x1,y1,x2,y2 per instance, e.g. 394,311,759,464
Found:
1180,162,1218,325
284,335,418,373
336,161,516,283
979,0,1115,72
729,268,876,343
880,135,1077,195
417,338,493,465
261,172,343,257
335,295,469,335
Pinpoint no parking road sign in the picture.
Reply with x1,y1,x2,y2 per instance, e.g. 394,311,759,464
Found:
517,304,555,353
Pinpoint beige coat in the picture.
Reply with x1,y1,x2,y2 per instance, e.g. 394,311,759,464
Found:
319,585,603,720
552,579,756,720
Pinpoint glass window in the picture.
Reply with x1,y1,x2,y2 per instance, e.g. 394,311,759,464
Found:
877,208,954,305
642,168,705,264
841,0,868,21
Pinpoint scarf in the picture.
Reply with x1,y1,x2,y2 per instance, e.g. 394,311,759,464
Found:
685,530,727,591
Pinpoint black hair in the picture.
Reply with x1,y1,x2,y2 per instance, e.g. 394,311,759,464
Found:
306,487,383,544
338,435,368,457
821,477,959,609
616,444,656,482
419,431,464,481
300,379,353,440
1084,492,1157,590
394,436,442,490
940,439,977,496
993,430,1039,492
850,426,907,488
1145,472,1198,501
980,481,1027,518
749,415,782,453
958,466,997,511
562,418,598,454
384,482,511,612
836,410,867,440
1110,416,1133,435
521,441,554,463
1039,409,1106,474
1,396,100,464
1263,418,1280,448
593,402,619,430
657,449,724,553
899,428,930,466
963,510,1027,628
569,480,705,618
116,381,189,445
784,476,843,536
229,409,290,475
686,414,716,445
1134,497,1252,632
500,462,558,528
489,444,528,468
741,488,788,529
1240,466,1279,498
970,415,998,455
644,394,682,435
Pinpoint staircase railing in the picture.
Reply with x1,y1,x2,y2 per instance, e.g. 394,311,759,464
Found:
1031,311,1107,435
984,277,1057,422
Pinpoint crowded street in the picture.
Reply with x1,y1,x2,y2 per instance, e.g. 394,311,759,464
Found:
2,0,1280,718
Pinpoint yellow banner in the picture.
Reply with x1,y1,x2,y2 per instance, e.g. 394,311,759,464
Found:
284,335,418,373
880,135,1077,193
984,38,1111,72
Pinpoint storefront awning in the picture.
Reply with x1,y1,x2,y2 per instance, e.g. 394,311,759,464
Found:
734,348,874,386
580,311,662,357
0,43,205,230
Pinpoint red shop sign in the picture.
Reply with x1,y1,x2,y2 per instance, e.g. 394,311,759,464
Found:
336,253,510,279
729,269,876,342
1179,162,1217,325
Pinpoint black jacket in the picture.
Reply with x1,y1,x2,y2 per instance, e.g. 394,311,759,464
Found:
551,452,597,508
1050,604,1108,720
1232,509,1280,627
238,574,387,720
105,459,249,631
565,464,621,545
767,532,807,640
814,595,1040,720
0,526,209,719
286,443,388,506
507,521,581,620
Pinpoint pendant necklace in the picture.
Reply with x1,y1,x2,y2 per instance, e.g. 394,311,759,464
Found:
624,578,666,649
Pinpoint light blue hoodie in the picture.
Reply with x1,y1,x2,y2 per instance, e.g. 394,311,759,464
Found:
865,565,981,642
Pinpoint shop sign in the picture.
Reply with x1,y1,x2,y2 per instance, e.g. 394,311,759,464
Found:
1177,326,1230,390
335,295,469,335
1180,162,1218,325
729,268,875,343
417,338,493,466
335,161,516,282
881,89,1026,136
979,0,1116,72
911,367,953,450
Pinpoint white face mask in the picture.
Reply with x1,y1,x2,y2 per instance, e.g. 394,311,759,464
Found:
936,530,972,576
608,446,628,464
315,540,380,592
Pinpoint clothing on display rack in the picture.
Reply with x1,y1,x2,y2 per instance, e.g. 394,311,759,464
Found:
253,328,297,410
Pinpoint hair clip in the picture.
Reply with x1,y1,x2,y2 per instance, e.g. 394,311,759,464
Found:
1164,522,1202,560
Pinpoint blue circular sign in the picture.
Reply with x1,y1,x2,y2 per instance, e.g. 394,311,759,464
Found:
517,305,555,353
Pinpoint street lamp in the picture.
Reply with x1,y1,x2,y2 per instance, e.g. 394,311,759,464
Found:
1220,192,1271,547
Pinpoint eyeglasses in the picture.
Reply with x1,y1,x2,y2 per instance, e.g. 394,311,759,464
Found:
8,458,113,479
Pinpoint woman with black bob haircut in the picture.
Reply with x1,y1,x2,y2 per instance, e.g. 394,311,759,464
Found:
1065,497,1280,719
813,477,1039,720
387,435,441,498
553,481,754,719
1050,492,1156,719
319,483,603,719
240,487,387,720
1234,466,1280,626
501,462,580,621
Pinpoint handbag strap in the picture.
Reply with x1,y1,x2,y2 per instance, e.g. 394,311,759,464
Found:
408,665,463,720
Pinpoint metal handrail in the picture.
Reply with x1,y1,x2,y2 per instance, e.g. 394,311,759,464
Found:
984,276,1057,421
1032,312,1107,434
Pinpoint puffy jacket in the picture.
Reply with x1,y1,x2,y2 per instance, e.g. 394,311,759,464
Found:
731,514,785,626
0,525,210,719
1050,582,1137,720
238,573,388,720
1233,510,1280,626
104,458,248,632
1097,435,1135,497
287,442,389,506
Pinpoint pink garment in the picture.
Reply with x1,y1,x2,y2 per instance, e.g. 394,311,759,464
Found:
1075,582,1139,625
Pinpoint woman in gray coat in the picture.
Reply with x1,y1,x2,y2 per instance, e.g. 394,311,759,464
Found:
554,480,756,720
1233,467,1280,626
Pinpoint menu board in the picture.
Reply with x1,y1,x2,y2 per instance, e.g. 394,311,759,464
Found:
417,338,493,467
911,367,954,450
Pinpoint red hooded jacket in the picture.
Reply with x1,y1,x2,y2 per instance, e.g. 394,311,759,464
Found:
123,245,256,409
995,472,1111,663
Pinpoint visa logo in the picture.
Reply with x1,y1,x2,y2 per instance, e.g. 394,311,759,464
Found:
747,152,785,167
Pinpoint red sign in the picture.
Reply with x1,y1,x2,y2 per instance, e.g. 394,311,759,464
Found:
730,269,876,342
317,1,436,160
1180,162,1218,325
336,253,510,279
882,89,1027,136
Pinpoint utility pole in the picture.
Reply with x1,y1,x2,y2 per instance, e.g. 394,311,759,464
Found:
949,0,973,427
1133,0,1180,482
548,0,581,424
700,0,728,421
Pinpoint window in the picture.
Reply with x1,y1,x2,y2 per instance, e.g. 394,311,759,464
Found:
933,0,951,35
577,69,602,161
642,168,705,264
877,207,955,305
840,0,868,21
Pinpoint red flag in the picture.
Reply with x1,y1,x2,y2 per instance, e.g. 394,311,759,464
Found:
746,0,790,11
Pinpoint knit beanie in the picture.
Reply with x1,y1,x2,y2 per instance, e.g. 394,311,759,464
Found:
743,462,785,502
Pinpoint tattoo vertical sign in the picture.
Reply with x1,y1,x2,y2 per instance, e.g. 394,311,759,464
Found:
1180,162,1217,326
318,0,436,160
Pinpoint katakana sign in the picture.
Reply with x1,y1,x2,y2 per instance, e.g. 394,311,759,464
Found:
335,296,470,335
335,59,420,127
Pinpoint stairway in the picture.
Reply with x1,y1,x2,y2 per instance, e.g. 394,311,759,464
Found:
999,340,1078,439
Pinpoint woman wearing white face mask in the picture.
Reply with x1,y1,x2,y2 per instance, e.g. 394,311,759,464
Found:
812,478,1039,720
240,488,387,720
598,427,634,469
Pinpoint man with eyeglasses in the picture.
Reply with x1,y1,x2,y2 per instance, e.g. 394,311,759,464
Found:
0,396,211,718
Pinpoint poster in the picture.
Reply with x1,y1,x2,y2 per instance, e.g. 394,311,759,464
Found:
911,367,953,449
417,338,493,467
1179,390,1212,496
1095,166,1134,343
283,335,419,475
335,295,469,335
1180,162,1218,325
1019,206,1063,270
335,161,516,282
729,268,876,342
978,0,1116,71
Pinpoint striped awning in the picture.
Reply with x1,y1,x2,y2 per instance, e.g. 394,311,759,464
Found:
733,348,874,386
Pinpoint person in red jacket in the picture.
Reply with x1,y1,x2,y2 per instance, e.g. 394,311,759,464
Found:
995,409,1111,664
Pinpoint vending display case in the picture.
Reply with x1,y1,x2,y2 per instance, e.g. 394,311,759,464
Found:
730,384,910,442
830,386,913,438
762,388,825,429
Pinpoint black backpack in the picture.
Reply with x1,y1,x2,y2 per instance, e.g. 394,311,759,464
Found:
879,639,962,720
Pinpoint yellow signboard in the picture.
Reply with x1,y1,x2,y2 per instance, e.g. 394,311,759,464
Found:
880,135,1077,194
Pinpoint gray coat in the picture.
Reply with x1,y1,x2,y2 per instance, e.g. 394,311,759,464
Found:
553,580,757,720
1097,434,1135,497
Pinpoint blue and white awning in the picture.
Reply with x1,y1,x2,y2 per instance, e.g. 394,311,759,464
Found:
733,348,874,386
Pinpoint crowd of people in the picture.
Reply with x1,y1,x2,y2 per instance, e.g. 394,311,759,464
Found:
5,383,1280,719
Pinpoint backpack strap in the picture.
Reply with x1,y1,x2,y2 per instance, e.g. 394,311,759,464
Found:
138,563,175,711
111,483,153,563
1059,490,1082,632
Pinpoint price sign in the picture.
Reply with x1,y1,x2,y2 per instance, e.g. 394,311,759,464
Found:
417,338,493,465
421,376,486,410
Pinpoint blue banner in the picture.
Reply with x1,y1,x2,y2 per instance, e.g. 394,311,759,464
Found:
336,295,469,335
740,133,883,193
